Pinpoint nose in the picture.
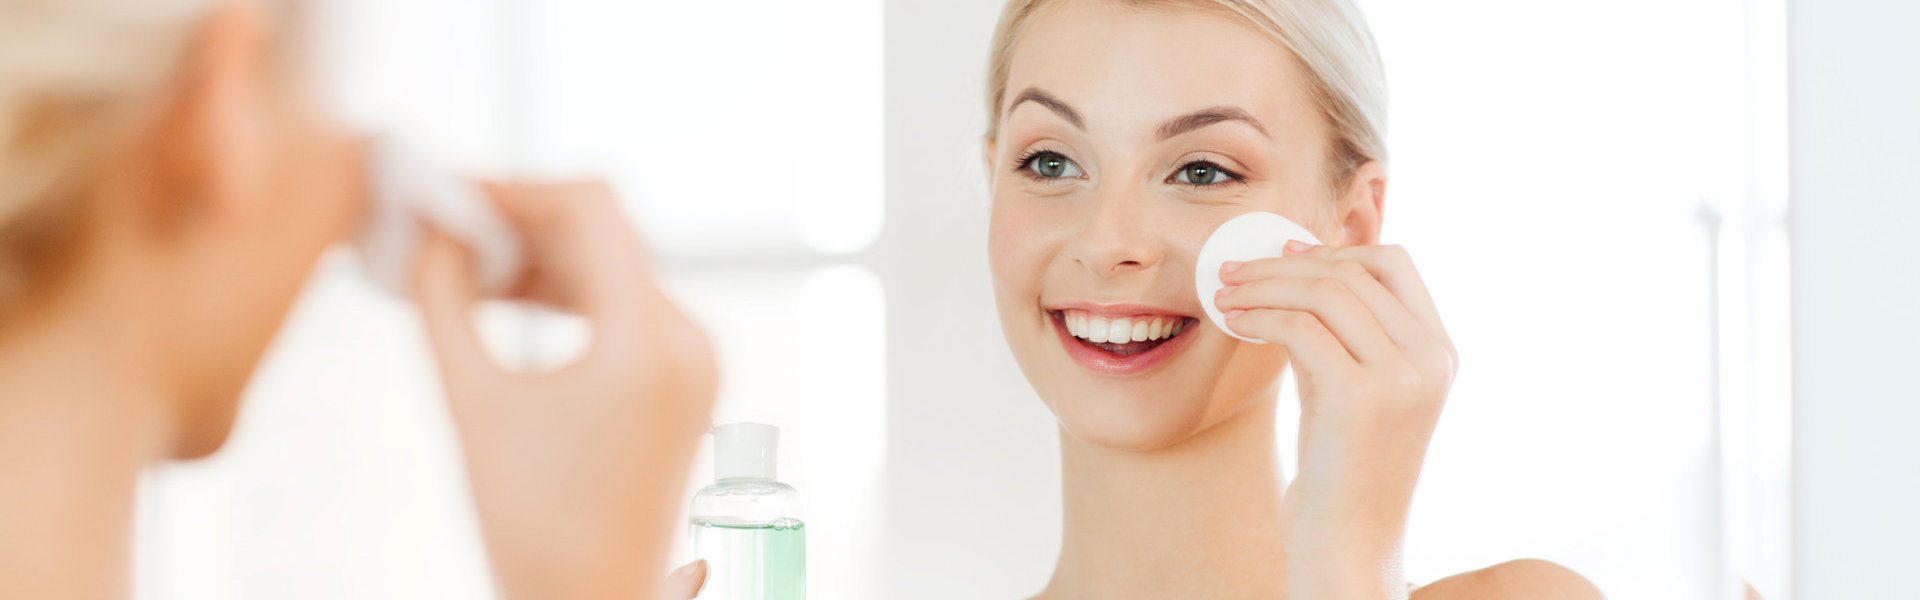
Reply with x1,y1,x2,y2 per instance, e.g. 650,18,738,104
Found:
1067,183,1164,279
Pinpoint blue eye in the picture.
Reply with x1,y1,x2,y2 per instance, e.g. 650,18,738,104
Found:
1172,160,1239,186
1020,151,1083,179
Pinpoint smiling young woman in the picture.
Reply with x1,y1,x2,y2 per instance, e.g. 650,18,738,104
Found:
980,1,1604,598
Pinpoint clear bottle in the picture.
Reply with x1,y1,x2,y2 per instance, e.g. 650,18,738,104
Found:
689,423,805,600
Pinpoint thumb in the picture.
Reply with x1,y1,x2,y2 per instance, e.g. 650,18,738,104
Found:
662,559,707,599
413,232,498,388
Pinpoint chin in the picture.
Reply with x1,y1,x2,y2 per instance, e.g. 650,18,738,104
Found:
173,423,236,459
1017,328,1291,453
1046,381,1218,451
1022,342,1277,452
169,388,246,460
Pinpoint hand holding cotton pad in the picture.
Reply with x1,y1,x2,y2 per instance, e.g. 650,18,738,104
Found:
1195,212,1322,343
356,138,523,298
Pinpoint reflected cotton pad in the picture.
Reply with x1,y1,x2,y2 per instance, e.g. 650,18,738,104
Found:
356,139,523,297
1195,212,1322,343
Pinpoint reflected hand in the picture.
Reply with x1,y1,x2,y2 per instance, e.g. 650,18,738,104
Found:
414,181,717,600
663,559,708,599
1214,241,1456,600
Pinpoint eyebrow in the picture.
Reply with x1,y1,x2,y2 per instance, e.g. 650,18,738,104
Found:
1007,88,1269,141
1008,87,1085,130
1156,106,1269,140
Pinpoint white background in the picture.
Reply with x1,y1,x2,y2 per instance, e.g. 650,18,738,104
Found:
133,0,1801,599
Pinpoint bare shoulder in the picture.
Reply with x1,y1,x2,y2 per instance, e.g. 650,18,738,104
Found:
1412,559,1603,600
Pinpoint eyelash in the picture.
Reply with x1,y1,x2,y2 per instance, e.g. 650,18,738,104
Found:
1168,160,1245,189
1011,149,1247,188
1014,149,1075,183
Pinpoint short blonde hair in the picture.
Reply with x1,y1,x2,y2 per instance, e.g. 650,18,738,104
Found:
0,0,213,313
984,0,1388,192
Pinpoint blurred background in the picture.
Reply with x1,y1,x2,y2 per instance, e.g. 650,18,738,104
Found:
130,0,1920,599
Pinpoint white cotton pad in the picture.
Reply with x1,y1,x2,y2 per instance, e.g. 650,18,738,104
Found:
356,138,523,297
1194,212,1322,343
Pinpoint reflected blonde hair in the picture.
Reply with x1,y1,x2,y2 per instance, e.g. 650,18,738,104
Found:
984,0,1388,193
0,0,214,313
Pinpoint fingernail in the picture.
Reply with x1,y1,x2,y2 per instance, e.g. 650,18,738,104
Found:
1217,285,1238,298
1221,260,1245,273
673,560,704,576
1225,309,1246,320
1284,240,1314,253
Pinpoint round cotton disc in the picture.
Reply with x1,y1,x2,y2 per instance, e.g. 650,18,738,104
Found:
1194,212,1322,343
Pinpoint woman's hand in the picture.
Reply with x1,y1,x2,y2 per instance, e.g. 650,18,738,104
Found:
414,181,717,600
662,559,708,599
1214,240,1457,600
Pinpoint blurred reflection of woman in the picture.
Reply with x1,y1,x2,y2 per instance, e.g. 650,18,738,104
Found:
980,1,1603,597
0,2,714,598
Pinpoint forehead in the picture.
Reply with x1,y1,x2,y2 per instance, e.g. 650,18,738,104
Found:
1002,0,1319,139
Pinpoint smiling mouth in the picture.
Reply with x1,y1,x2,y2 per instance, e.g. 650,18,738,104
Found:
1050,309,1198,357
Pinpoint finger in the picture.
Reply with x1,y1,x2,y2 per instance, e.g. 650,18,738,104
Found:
412,231,499,383
481,181,672,359
1282,243,1456,375
1301,244,1446,339
1220,255,1432,352
662,559,707,599
483,181,658,312
1223,308,1360,378
1215,276,1400,363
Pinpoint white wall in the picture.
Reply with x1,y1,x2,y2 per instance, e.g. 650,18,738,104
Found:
1787,1,1920,598
878,1,1066,597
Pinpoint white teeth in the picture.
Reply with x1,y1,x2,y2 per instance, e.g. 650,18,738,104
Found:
1062,311,1188,344
1087,316,1110,343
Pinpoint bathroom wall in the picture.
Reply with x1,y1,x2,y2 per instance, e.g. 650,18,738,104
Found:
1787,0,1920,597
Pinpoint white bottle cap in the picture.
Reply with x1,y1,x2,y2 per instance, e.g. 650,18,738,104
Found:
712,422,779,481
1194,212,1323,343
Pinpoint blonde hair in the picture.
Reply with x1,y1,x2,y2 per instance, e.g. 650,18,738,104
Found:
984,0,1388,193
0,0,215,313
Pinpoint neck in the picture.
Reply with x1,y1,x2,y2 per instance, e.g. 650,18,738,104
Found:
1043,392,1289,599
0,271,172,598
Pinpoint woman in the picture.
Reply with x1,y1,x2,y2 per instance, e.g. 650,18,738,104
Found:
0,2,714,598
981,0,1603,597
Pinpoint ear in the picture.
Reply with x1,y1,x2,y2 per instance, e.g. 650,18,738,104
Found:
144,2,275,233
1334,160,1386,247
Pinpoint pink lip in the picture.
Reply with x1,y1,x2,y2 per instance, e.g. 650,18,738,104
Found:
1043,302,1201,376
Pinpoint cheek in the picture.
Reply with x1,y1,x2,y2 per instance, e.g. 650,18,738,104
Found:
1205,342,1288,415
986,194,1066,295
1246,178,1340,237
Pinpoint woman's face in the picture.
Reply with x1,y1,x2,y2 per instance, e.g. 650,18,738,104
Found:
147,5,365,457
987,0,1349,450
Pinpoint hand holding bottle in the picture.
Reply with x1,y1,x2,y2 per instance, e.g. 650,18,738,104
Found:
663,560,708,599
414,181,717,600
1213,241,1457,600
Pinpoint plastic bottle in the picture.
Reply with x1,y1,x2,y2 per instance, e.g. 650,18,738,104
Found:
689,423,805,599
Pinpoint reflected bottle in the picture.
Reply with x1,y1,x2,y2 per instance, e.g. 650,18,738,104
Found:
690,423,805,600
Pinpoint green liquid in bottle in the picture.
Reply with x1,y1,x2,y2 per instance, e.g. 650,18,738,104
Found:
691,518,805,600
